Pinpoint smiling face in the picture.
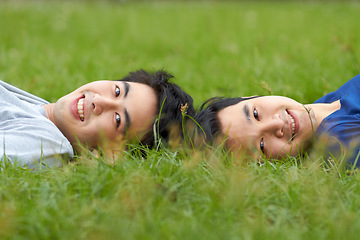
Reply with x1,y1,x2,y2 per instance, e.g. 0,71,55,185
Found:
217,96,318,159
49,81,157,152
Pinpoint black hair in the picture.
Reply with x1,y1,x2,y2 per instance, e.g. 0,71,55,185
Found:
194,96,259,145
118,69,195,148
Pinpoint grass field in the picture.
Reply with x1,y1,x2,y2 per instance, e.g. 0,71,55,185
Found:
1,1,360,239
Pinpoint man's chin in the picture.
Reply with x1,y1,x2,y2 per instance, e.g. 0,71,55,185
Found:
298,138,315,158
71,143,89,155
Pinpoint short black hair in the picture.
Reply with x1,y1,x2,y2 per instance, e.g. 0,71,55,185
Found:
118,69,195,148
194,96,259,145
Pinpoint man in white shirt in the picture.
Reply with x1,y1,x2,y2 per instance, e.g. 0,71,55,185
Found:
1,69,195,169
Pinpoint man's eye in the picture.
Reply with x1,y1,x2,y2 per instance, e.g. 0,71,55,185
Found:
115,113,121,128
260,138,265,154
115,86,120,97
253,108,259,120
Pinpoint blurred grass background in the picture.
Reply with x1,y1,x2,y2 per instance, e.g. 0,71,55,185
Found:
1,0,359,104
1,0,360,239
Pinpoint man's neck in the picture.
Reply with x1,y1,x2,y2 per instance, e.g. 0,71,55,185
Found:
43,103,56,125
306,100,341,128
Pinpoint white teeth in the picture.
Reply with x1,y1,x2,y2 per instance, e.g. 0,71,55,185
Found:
289,114,295,137
77,98,84,121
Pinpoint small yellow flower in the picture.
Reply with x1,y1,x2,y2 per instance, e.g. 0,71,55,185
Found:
180,103,188,116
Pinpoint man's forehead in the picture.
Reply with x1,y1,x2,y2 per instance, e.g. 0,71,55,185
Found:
125,84,157,137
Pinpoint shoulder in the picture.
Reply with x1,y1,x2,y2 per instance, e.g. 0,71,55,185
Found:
0,80,49,105
316,116,360,169
314,74,360,104
0,116,74,168
335,74,360,93
14,117,73,152
316,113,360,155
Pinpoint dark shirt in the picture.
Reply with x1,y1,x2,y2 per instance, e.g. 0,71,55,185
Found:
314,74,360,168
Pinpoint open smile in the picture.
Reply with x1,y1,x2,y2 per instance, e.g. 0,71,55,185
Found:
71,95,85,121
77,97,85,121
287,110,299,140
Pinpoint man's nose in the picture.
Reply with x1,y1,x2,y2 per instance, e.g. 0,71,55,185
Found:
261,114,284,138
92,94,118,115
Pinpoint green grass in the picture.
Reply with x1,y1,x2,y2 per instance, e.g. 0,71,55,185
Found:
1,0,360,239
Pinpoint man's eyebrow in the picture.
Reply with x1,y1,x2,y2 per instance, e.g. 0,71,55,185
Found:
123,109,131,135
243,104,251,121
123,82,130,98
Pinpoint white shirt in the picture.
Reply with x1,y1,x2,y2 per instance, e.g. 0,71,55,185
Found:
0,80,74,169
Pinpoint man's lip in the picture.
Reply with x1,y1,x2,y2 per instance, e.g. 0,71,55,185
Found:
287,110,299,138
70,95,85,121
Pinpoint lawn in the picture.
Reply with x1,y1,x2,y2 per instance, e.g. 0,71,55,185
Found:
1,0,360,239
